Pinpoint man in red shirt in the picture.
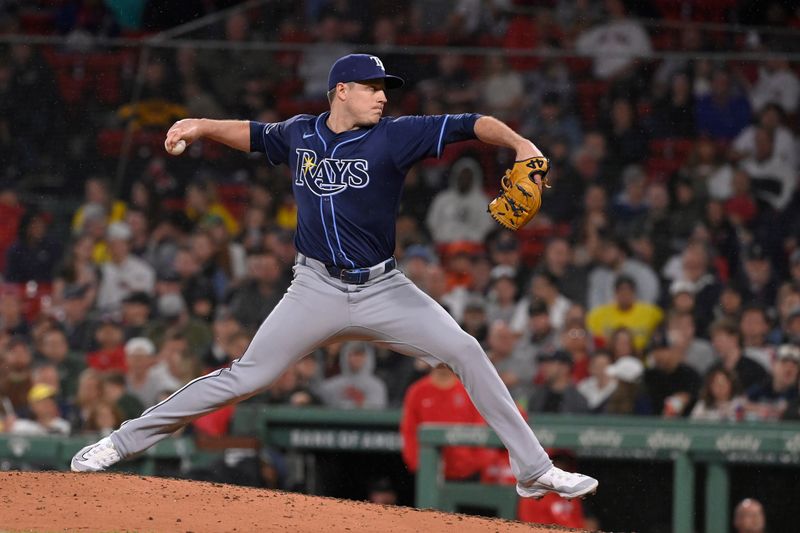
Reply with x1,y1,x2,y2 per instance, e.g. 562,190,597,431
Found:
401,364,488,480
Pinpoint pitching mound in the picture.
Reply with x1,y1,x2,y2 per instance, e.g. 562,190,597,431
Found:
0,471,580,532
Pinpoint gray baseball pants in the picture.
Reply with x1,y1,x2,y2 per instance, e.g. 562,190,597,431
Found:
110,257,552,482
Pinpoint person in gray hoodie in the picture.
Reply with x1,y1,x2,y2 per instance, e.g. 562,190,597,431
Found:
426,156,494,244
317,342,388,409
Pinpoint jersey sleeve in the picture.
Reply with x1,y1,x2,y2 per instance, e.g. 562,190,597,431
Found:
249,120,292,166
387,113,481,168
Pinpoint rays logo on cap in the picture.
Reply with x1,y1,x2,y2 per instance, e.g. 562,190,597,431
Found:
369,56,385,70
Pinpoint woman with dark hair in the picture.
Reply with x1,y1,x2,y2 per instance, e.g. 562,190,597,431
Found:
609,326,640,361
5,210,62,283
690,366,745,421
52,234,99,308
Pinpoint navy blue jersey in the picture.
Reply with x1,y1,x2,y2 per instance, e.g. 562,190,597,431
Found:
250,112,481,267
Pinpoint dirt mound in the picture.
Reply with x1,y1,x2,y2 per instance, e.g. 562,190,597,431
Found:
0,472,579,532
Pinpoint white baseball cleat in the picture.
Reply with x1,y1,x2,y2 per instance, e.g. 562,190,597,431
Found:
516,465,599,500
70,437,121,472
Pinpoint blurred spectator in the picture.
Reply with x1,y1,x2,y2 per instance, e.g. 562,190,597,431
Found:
514,301,559,365
398,245,436,288
533,237,589,307
604,355,644,414
685,138,734,201
82,401,124,436
608,326,640,361
71,177,126,237
417,54,478,113
253,364,319,406
124,337,162,408
185,179,240,236
57,284,95,352
529,350,589,414
740,306,776,371
667,311,715,376
53,235,99,307
317,342,388,409
577,351,617,413
523,93,582,151
522,60,575,119
101,371,144,422
689,366,745,421
120,291,152,339
71,368,103,431
559,321,592,382
574,0,652,81
0,336,33,414
772,283,800,344
401,364,488,480
426,157,493,244
713,283,745,325
611,165,649,237
460,297,489,347
710,319,769,391
486,321,533,401
144,292,212,357
737,243,779,309
664,242,722,335
695,68,752,141
227,251,288,331
588,236,660,309
485,266,519,325
97,222,156,312
731,104,796,176
5,210,61,283
201,310,243,370
0,185,24,273
479,55,524,120
299,15,353,98
737,127,797,212
745,344,799,420
86,319,127,372
366,477,398,506
7,44,59,173
604,100,648,180
640,335,701,417
447,0,511,41
650,71,696,139
733,498,766,533
0,287,30,338
35,328,85,399
487,231,529,290
747,55,800,114
511,271,572,334
587,275,663,352
8,383,70,436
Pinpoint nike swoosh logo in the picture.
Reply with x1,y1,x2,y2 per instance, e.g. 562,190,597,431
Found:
303,132,315,139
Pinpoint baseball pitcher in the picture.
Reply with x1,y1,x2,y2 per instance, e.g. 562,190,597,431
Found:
72,54,598,501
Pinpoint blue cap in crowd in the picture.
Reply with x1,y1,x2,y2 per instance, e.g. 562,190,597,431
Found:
328,54,404,91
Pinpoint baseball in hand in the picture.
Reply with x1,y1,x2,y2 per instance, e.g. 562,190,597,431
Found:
167,139,186,156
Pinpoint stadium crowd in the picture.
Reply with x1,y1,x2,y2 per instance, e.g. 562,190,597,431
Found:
1,0,800,480
0,0,800,434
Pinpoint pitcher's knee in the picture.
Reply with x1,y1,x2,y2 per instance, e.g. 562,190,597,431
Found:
439,335,486,367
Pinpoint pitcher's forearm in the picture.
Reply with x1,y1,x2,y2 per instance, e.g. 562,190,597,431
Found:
198,119,251,152
474,115,543,160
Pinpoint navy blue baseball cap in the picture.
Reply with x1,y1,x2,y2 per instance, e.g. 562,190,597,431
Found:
327,54,404,91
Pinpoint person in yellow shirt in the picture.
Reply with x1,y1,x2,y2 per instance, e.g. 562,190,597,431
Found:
587,275,664,353
185,178,240,236
71,178,127,235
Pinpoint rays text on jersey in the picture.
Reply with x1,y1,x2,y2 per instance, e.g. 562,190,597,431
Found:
294,149,369,196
